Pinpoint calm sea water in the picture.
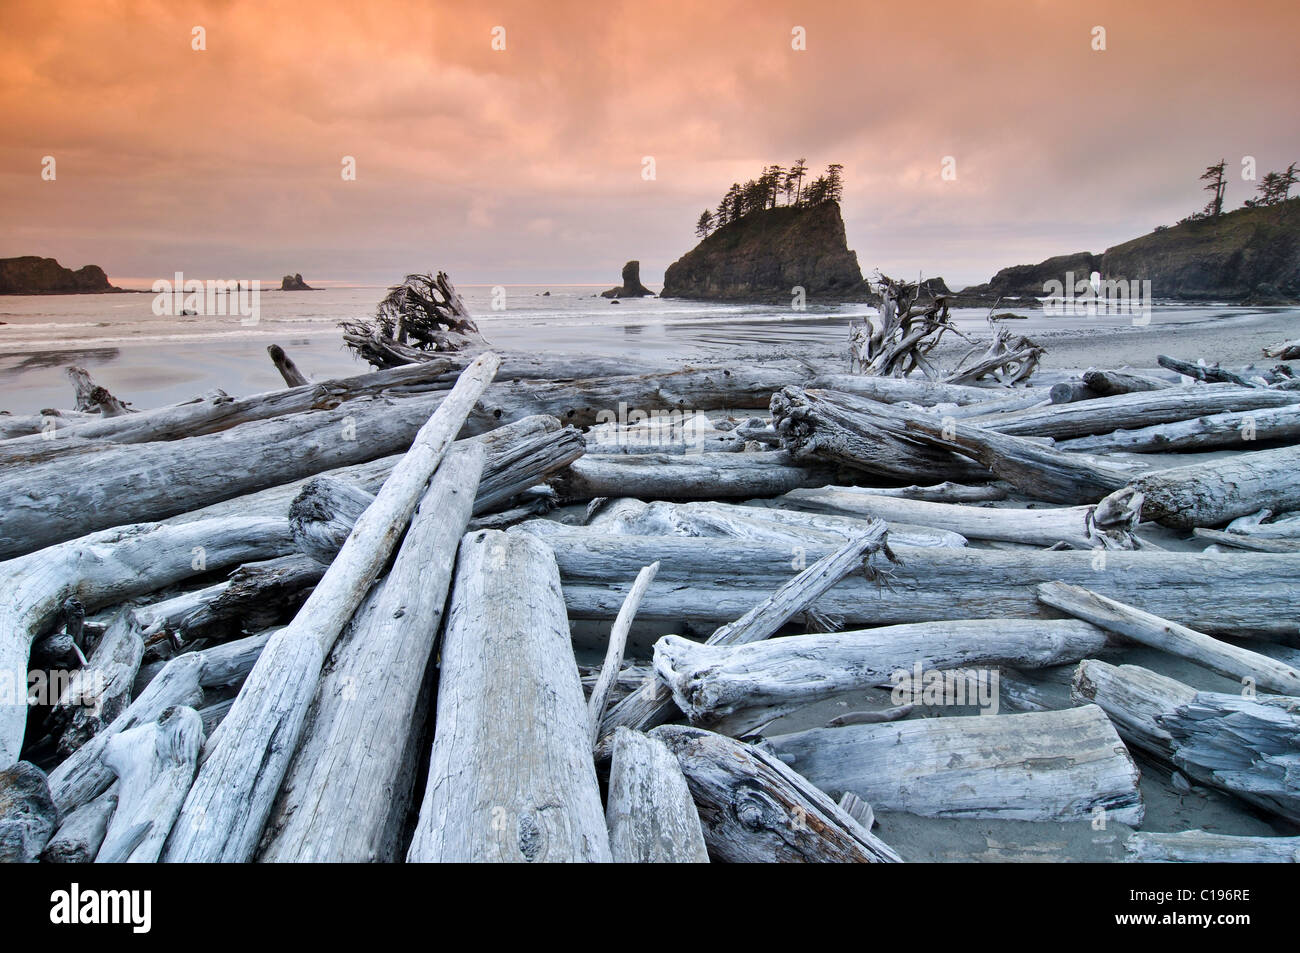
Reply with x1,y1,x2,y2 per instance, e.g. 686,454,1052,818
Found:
0,284,1276,413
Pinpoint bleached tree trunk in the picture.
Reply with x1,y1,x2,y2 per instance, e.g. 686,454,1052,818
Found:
550,451,839,502
759,485,1142,549
653,619,1111,736
162,353,501,863
266,344,310,387
1037,581,1300,694
1125,830,1300,863
768,705,1144,824
48,610,144,756
605,727,709,863
1071,659,1300,822
1058,403,1300,454
1130,444,1300,528
407,530,610,863
540,533,1299,636
0,516,292,769
96,706,204,863
258,443,486,862
651,725,901,863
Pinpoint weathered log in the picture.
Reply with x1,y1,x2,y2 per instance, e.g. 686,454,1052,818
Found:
1191,527,1300,552
1082,368,1174,396
1125,830,1300,863
1262,339,1300,361
266,344,310,387
567,497,964,549
67,366,134,416
588,564,659,750
756,485,1141,549
772,387,1135,504
163,353,500,863
1038,581,1300,694
0,517,292,768
770,388,993,484
967,384,1294,439
605,727,709,863
49,610,144,757
407,530,610,863
653,619,1111,736
0,761,57,863
1158,354,1259,388
550,451,839,502
40,789,116,863
259,443,485,862
1224,509,1300,539
288,478,375,564
769,705,1144,824
1058,403,1300,454
1071,660,1300,822
134,554,322,648
96,706,204,863
597,522,891,741
539,534,1298,636
1129,444,1300,528
806,373,992,406
651,725,901,863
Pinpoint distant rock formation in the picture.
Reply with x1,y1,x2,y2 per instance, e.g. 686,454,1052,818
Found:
661,202,864,301
281,273,313,291
600,261,654,298
0,257,117,294
960,200,1300,303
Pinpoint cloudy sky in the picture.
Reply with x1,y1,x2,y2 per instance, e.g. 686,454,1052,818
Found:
2,0,1297,288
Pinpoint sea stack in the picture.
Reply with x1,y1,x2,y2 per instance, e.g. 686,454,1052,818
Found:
281,273,314,291
600,260,655,298
661,201,863,301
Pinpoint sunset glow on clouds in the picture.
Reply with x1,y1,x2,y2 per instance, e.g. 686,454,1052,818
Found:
2,0,1297,287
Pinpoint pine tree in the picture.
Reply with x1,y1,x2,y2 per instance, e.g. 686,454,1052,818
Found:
787,158,808,206
695,209,714,237
1200,160,1227,218
824,163,844,203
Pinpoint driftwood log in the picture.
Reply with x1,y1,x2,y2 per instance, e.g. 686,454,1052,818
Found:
550,451,838,502
40,789,116,863
1125,830,1300,863
407,530,610,863
538,533,1299,636
1059,403,1300,454
605,727,709,863
1130,444,1300,528
266,344,310,387
1038,582,1300,694
1072,660,1300,822
652,725,901,863
653,619,1111,736
163,353,500,862
769,705,1144,824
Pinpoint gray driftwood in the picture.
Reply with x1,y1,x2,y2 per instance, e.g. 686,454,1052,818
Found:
605,727,709,863
769,705,1144,824
1125,830,1300,863
0,761,57,862
406,530,611,862
651,725,901,863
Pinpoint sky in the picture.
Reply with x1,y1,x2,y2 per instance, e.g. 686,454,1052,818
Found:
2,0,1297,289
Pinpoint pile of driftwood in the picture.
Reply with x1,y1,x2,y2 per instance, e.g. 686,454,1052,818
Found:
2,331,1299,863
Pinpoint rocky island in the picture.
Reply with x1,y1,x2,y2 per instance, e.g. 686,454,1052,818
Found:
281,273,314,291
662,201,864,301
0,256,118,294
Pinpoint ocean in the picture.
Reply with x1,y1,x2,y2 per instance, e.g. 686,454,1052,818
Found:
0,284,1281,414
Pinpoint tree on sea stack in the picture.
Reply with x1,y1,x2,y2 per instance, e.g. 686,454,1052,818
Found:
341,271,485,367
